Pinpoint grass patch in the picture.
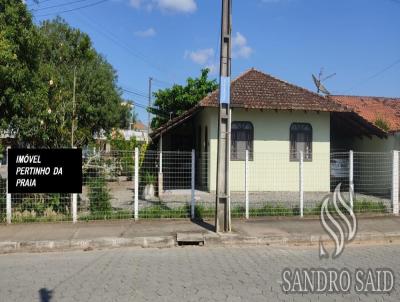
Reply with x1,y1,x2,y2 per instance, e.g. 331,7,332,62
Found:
305,199,387,216
139,203,215,219
11,212,71,223
79,210,133,221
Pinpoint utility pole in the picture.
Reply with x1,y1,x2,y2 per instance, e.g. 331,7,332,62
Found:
71,66,77,148
147,77,153,143
215,0,232,233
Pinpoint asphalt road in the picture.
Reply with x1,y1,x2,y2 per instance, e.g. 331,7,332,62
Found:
0,244,399,302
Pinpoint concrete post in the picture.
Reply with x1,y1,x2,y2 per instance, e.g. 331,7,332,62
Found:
72,193,77,223
392,150,399,215
191,149,195,219
158,135,163,198
6,148,11,224
349,150,354,208
299,151,304,218
158,151,163,198
134,147,139,221
245,149,249,219
6,193,11,225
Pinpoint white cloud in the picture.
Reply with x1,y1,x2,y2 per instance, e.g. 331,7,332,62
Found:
185,48,214,65
158,0,197,13
129,0,197,13
134,27,156,37
129,0,141,8
232,32,253,59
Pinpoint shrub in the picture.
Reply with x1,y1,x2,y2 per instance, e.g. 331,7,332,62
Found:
88,176,112,215
374,116,390,131
143,172,156,185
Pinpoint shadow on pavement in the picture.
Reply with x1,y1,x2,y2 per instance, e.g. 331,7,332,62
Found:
191,219,215,232
39,288,54,302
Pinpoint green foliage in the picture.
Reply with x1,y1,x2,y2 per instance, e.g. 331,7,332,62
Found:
143,172,156,185
0,2,135,147
34,18,126,147
150,69,218,129
88,176,112,215
0,0,47,137
308,199,387,215
374,116,390,132
108,132,137,177
79,210,132,221
13,194,69,215
140,204,190,219
119,103,135,129
109,132,137,151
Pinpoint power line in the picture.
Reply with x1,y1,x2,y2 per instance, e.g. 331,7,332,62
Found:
343,58,400,93
152,77,174,87
120,85,148,96
74,11,173,77
121,88,149,99
32,0,93,11
32,0,59,3
35,0,109,17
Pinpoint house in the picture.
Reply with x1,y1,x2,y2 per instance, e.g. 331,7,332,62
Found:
330,95,400,196
331,95,400,151
121,121,149,142
150,69,386,197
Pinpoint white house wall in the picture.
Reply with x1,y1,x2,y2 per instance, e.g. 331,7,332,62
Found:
195,108,331,193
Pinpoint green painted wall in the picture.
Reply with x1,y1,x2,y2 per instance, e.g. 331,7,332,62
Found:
195,108,331,192
351,134,399,152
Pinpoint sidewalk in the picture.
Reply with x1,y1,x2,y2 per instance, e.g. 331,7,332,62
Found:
0,216,400,253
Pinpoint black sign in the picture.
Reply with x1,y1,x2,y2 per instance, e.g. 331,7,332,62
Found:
8,149,82,193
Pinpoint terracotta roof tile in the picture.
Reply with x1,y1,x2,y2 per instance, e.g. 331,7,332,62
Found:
200,69,348,112
331,95,400,132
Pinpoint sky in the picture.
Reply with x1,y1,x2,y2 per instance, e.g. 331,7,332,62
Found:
27,0,400,124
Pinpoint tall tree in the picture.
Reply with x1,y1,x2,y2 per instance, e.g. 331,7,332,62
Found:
0,0,46,140
119,102,136,129
36,18,126,147
149,69,218,129
1,1,133,147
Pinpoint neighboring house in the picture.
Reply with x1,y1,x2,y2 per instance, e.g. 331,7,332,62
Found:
150,68,386,194
331,95,400,196
331,95,400,151
121,121,149,142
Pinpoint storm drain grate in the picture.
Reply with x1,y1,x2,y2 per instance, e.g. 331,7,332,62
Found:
176,232,205,246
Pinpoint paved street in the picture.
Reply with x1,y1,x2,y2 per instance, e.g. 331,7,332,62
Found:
0,244,399,302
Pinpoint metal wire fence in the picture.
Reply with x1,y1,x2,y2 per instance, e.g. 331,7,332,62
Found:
0,150,399,223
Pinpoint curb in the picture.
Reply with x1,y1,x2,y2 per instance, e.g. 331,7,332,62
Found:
1,232,400,254
0,236,176,254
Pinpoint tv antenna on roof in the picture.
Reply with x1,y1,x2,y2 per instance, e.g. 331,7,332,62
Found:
312,68,336,95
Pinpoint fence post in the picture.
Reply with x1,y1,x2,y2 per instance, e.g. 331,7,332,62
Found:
72,194,77,223
6,148,11,224
299,151,304,218
191,149,195,219
245,149,249,219
134,147,139,221
158,151,163,197
349,150,354,208
392,150,399,215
